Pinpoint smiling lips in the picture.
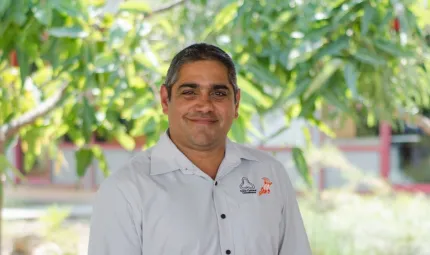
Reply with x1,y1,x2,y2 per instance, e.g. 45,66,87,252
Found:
187,118,218,124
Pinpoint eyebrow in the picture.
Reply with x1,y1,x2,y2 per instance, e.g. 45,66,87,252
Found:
177,83,231,91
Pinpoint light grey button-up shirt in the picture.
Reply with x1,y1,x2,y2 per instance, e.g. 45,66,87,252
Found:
88,133,312,255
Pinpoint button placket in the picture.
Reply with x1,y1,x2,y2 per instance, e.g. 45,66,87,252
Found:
213,182,234,255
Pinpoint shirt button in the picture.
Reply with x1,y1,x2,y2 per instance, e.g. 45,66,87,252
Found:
221,214,226,219
215,181,218,186
226,250,231,254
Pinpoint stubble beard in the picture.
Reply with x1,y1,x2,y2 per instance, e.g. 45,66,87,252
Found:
187,125,220,149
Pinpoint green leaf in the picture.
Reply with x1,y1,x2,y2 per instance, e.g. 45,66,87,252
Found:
301,126,312,147
82,98,95,144
108,19,132,49
321,89,350,114
10,0,28,26
75,148,93,177
344,62,358,97
92,146,109,178
143,116,158,135
314,36,350,59
292,147,312,187
353,48,385,66
23,153,36,173
229,115,246,143
202,2,238,39
246,62,283,87
51,1,82,18
48,27,88,38
373,39,414,58
262,126,289,144
0,0,11,17
134,53,156,69
378,10,393,31
115,130,136,150
94,53,117,73
32,66,53,85
33,2,52,26
309,119,336,138
16,47,30,87
361,3,375,36
237,75,272,108
367,112,376,127
304,59,343,99
303,24,332,41
119,1,152,13
270,77,311,113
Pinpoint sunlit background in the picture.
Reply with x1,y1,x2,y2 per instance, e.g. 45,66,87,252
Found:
2,0,430,254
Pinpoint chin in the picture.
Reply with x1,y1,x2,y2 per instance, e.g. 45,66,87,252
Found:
190,134,217,147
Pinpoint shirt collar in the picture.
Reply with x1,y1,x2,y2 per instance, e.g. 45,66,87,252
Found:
150,130,259,176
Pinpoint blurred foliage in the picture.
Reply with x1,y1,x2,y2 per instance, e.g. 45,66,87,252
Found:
6,206,83,255
202,0,430,133
292,143,430,254
0,0,429,187
301,191,430,255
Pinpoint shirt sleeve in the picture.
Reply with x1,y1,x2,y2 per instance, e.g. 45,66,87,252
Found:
277,163,312,255
88,177,142,255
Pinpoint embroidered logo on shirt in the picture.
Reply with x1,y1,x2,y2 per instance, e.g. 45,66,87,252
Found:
239,177,256,194
258,177,272,196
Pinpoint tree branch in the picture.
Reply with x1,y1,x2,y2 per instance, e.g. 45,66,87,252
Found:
0,82,69,141
395,109,430,136
147,0,187,17
410,114,430,136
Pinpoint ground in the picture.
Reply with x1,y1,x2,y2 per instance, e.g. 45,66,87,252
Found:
3,185,94,255
3,219,90,255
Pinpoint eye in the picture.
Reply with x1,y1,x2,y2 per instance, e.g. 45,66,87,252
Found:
182,90,196,95
213,91,228,97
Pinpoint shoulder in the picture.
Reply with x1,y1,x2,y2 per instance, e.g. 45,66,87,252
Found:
105,150,151,184
95,150,152,203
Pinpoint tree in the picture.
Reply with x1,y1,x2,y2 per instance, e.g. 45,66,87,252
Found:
0,0,429,249
201,0,430,133
0,0,188,249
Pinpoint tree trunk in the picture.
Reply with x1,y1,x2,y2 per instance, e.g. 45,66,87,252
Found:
0,142,4,253
0,172,3,254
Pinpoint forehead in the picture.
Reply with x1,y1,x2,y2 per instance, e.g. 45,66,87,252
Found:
174,60,230,87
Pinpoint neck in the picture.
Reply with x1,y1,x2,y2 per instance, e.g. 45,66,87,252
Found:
168,131,225,179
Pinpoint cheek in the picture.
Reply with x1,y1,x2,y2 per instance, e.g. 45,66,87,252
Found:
168,104,189,119
217,105,236,120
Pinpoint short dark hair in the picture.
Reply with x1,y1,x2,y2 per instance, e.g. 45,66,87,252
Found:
164,43,238,100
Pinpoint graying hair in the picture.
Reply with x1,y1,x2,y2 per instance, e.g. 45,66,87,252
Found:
164,43,238,101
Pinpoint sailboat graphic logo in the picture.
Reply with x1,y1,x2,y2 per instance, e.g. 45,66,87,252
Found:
239,177,257,194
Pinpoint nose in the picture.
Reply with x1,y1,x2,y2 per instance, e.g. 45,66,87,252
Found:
195,93,214,113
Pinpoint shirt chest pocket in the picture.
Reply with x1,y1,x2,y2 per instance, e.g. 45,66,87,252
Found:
228,195,283,255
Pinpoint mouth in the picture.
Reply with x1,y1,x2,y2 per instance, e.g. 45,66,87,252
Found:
187,118,218,125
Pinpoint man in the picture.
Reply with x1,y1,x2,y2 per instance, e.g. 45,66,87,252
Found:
88,43,312,255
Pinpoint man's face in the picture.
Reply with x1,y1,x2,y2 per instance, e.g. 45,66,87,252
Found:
160,60,240,150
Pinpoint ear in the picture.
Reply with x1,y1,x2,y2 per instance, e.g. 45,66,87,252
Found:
234,89,241,119
160,85,169,114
